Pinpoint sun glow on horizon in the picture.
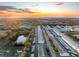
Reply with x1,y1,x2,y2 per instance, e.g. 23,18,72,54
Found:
0,2,79,18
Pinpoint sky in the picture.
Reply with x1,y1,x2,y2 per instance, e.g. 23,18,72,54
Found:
0,2,79,18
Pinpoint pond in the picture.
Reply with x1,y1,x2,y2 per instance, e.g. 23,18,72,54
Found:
0,35,28,57
0,46,23,57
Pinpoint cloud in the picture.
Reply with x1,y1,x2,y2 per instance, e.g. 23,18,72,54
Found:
8,8,35,13
52,2,64,6
32,4,39,7
55,2,64,5
22,8,35,13
10,8,35,13
0,6,16,10
0,11,4,13
0,6,35,14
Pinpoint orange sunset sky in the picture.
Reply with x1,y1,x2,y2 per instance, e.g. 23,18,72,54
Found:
0,2,79,18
